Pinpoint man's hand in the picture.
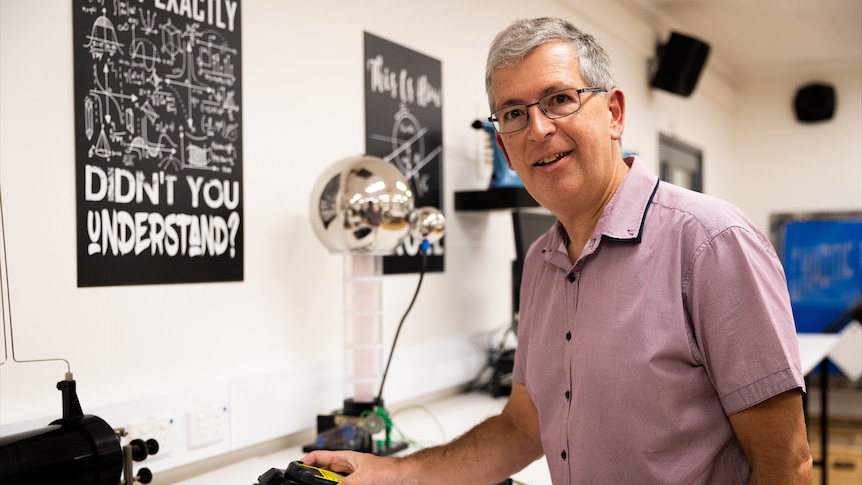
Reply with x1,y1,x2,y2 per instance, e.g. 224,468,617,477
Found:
300,384,543,485
300,450,415,485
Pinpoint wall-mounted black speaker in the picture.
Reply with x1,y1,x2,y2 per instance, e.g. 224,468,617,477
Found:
651,32,711,97
793,83,836,122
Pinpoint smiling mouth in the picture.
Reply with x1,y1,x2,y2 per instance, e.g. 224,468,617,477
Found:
535,151,571,167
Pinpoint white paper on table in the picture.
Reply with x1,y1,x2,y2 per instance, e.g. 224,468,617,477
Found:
830,319,862,382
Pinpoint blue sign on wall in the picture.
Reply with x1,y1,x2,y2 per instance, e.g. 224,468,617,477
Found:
782,218,862,333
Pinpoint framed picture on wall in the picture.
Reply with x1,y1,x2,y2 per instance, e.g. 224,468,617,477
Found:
659,134,702,192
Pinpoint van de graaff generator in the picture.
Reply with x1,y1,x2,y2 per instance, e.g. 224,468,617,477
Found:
307,155,445,455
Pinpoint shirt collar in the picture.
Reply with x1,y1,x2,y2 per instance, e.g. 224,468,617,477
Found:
595,155,660,244
541,156,660,266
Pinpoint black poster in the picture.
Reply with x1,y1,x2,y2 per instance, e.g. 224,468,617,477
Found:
72,0,243,287
364,32,444,274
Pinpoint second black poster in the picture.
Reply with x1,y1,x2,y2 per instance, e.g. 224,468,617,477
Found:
364,32,444,274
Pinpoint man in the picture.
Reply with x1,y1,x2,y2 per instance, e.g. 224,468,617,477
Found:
304,17,812,484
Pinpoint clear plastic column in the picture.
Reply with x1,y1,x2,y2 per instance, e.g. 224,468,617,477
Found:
342,253,384,404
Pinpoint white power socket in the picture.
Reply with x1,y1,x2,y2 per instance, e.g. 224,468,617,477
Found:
187,404,229,449
125,416,175,459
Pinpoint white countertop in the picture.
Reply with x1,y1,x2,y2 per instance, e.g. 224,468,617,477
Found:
173,391,552,485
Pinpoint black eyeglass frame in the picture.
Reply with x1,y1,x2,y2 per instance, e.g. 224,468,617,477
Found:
488,87,608,134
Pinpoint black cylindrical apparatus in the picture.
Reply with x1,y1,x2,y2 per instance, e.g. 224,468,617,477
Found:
0,379,124,485
0,414,123,485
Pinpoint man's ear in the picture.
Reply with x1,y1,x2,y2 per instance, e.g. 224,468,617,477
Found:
496,133,515,170
608,88,626,141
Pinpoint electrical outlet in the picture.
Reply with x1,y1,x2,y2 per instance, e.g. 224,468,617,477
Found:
187,404,229,449
125,416,175,459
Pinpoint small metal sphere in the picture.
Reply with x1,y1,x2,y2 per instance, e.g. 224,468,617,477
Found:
409,206,446,245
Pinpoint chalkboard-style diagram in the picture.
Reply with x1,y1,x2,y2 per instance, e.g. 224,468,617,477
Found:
84,9,123,58
369,106,441,201
73,0,244,287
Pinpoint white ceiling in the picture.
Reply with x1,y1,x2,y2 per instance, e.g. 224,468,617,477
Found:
613,0,862,81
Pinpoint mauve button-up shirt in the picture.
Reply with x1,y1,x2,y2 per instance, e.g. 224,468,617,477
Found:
513,157,804,484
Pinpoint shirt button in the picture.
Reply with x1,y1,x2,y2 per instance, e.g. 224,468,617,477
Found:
561,450,567,461
565,390,571,400
565,331,572,341
567,273,576,283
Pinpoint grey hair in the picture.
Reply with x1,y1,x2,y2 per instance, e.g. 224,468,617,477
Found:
485,17,617,111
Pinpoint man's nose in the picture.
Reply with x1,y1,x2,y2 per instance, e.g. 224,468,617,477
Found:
525,103,555,138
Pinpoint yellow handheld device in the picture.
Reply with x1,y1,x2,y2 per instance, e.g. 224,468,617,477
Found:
285,461,345,484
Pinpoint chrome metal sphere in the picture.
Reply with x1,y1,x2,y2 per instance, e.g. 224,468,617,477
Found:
310,155,414,254
410,206,446,245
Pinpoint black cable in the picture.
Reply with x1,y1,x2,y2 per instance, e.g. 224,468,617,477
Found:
465,322,516,393
822,296,862,334
376,247,428,403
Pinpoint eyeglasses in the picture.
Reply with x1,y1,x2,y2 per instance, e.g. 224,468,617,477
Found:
488,87,607,134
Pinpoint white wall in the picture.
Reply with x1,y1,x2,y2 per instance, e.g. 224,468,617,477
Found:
728,69,862,231
0,0,858,477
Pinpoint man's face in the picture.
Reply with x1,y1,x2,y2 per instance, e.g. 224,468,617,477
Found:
491,42,623,215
